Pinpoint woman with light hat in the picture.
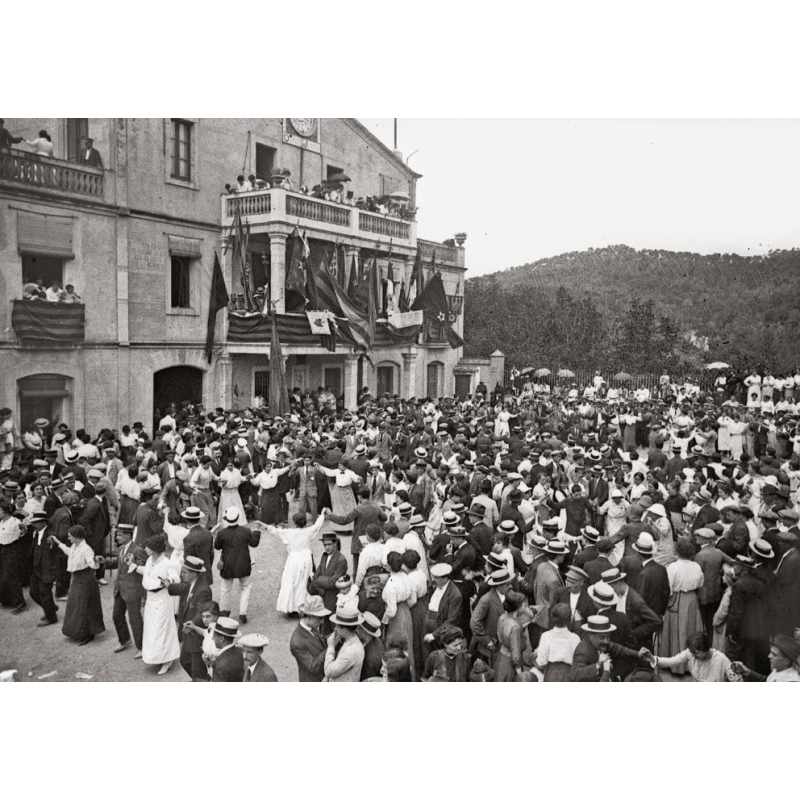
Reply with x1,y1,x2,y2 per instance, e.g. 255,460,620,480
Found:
643,502,677,567
217,458,246,520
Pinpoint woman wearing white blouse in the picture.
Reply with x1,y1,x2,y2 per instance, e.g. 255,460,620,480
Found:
115,465,141,525
135,533,181,674
250,460,293,524
382,551,416,680
50,525,105,646
217,461,246,520
317,461,362,533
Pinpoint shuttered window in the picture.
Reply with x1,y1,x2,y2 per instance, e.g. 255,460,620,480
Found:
17,211,75,259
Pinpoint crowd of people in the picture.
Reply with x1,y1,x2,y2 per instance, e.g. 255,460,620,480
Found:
2,366,800,682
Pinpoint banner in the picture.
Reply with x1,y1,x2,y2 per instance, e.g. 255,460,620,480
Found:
306,310,333,335
387,310,424,328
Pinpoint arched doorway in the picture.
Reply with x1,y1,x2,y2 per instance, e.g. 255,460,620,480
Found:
153,366,203,430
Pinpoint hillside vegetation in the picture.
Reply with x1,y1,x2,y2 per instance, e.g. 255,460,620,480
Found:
464,245,800,373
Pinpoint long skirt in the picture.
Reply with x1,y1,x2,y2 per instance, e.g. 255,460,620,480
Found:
218,487,245,520
410,597,428,677
117,496,139,526
542,661,572,682
142,589,181,665
276,549,312,614
386,601,416,680
62,568,105,640
327,484,357,533
258,486,283,525
658,590,703,674
494,651,518,682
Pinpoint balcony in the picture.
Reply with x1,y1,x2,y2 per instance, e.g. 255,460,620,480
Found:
11,300,85,345
0,150,104,199
222,187,415,249
418,238,463,268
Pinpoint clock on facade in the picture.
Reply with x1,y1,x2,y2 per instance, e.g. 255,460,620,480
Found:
289,118,317,137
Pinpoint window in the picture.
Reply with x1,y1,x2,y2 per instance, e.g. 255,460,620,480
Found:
323,367,342,401
256,144,276,180
254,370,270,404
427,361,444,399
66,119,89,162
380,174,401,196
22,254,64,294
170,256,191,308
171,119,193,181
377,364,395,397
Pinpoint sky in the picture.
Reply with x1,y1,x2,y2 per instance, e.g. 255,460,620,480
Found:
360,119,800,279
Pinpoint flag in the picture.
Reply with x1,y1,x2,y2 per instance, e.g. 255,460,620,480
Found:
306,310,333,335
330,243,339,284
408,248,423,307
309,249,373,351
410,270,464,349
347,252,359,300
386,255,395,315
352,256,373,312
367,254,381,345
269,311,290,417
305,249,336,352
397,280,409,313
205,252,230,363
285,226,307,301
387,310,424,328
232,208,255,310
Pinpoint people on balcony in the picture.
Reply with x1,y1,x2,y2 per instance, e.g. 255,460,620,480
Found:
0,119,24,150
25,130,54,158
20,279,80,303
78,137,103,169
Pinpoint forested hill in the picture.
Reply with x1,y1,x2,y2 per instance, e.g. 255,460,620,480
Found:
463,245,800,373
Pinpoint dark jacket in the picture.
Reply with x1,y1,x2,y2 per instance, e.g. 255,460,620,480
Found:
622,586,663,644
105,541,147,603
328,503,387,556
245,658,279,682
183,524,215,583
726,572,766,642
214,524,260,579
212,644,245,682
80,496,110,553
32,528,59,584
310,549,348,613
551,586,594,632
168,574,212,652
427,579,463,636
289,622,327,682
568,637,641,681
635,559,671,617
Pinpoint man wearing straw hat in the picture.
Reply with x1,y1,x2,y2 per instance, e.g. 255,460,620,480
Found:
322,606,365,682
210,617,244,682
568,615,648,682
167,556,212,681
239,633,278,682
289,595,332,682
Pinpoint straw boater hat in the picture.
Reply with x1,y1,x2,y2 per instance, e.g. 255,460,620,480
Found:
582,526,600,543
588,581,617,608
408,514,426,529
485,553,507,572
214,617,240,639
600,567,626,584
330,606,363,627
183,556,206,573
222,507,242,527
581,614,617,634
442,510,461,528
497,520,519,537
487,569,513,586
181,507,204,523
448,526,468,539
750,539,774,561
300,596,332,617
544,539,568,556
359,612,382,638
397,502,413,518
632,532,655,556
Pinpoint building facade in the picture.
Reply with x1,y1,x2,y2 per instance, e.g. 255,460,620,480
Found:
1,118,483,435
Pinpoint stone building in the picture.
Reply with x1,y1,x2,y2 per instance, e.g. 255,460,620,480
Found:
0,118,491,435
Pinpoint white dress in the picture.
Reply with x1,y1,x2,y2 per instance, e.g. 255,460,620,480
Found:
269,513,325,613
217,468,246,518
140,554,181,665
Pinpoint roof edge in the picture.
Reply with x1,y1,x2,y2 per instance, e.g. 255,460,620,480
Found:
347,119,422,179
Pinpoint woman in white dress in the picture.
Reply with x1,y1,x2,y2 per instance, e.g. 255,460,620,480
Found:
382,551,416,680
726,412,748,460
494,405,511,439
217,460,246,520
135,533,181,675
317,460,362,533
262,511,326,614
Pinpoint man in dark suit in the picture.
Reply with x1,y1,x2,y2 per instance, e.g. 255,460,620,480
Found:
551,565,594,633
365,462,389,505
156,450,180,486
470,569,512,663
135,487,164,547
587,465,609,530
28,513,59,626
211,617,245,682
103,523,147,656
79,482,110,583
289,595,331,681
602,567,662,648
631,533,670,619
691,488,720,533
465,503,494,556
720,505,750,555
345,444,371,486
43,451,64,480
291,455,319,518
445,527,477,628
181,510,215,583
422,563,463,658
167,556,212,681
569,614,646,681
240,633,279,682
584,537,615,584
327,488,386,580
214,507,261,623
309,531,348,626
79,137,103,168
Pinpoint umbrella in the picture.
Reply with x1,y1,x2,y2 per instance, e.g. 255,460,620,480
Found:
534,368,551,377
558,369,575,378
706,361,730,370
328,173,352,182
520,366,536,375
389,191,410,201
614,372,633,381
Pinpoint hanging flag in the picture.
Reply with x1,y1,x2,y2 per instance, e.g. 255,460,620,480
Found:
232,208,255,311
330,243,339,283
306,310,333,335
305,249,336,352
387,310,424,328
397,280,409,313
427,249,436,293
347,252,359,300
367,254,381,344
410,271,464,349
352,256,373,312
408,248,423,307
205,251,230,363
269,311,290,417
386,254,395,316
285,225,307,301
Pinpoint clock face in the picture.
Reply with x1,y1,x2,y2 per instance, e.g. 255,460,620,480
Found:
290,118,317,137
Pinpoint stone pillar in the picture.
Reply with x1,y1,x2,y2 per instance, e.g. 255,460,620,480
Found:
268,232,288,313
344,355,359,411
402,347,418,399
216,353,233,410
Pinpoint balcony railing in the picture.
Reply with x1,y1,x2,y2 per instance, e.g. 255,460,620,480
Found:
222,187,415,247
0,149,104,198
418,238,459,265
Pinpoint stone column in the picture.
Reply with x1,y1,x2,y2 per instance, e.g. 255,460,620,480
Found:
268,232,288,313
216,353,233,410
344,355,359,411
402,347,418,399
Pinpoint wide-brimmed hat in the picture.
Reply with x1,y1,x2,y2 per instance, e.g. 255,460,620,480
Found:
183,556,205,573
238,633,269,649
34,417,49,427
581,614,617,634
29,511,49,525
330,607,363,627
430,563,452,578
750,539,774,560
487,569,513,586
485,553,507,571
222,507,242,526
397,502,413,517
321,532,339,543
64,451,79,464
408,514,426,529
466,503,485,519
632,532,655,555
447,526,468,538
582,526,600,543
588,581,617,608
214,617,240,639
181,507,204,522
600,567,626,584
359,612,382,638
354,443,367,456
300,596,332,617
544,539,568,556
442,510,461,528
647,503,666,518
497,520,518,537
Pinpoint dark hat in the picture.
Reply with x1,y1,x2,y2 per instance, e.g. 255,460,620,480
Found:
771,634,800,665
596,536,614,553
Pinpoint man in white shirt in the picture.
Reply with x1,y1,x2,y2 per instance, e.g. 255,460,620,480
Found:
354,525,386,589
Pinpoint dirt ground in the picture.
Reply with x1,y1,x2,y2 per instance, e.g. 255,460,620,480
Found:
1,497,355,683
